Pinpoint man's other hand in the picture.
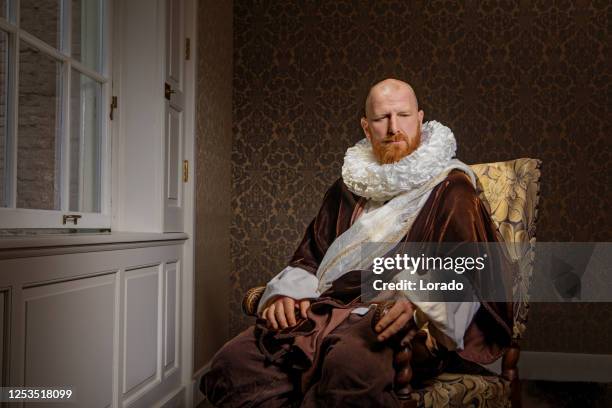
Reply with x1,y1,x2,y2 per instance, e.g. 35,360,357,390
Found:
374,299,415,341
261,296,311,330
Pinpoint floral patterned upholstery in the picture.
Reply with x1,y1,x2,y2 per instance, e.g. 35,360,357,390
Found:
410,373,511,408
470,158,541,340
409,158,541,407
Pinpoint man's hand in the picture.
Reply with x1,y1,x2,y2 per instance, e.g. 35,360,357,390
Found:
261,296,311,330
373,299,415,342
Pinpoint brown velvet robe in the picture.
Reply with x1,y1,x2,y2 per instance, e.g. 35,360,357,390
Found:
285,169,513,364
202,170,515,407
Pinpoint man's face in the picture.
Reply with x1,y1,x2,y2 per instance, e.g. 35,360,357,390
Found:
360,83,424,164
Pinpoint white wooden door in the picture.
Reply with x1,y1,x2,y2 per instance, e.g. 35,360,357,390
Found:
163,0,185,232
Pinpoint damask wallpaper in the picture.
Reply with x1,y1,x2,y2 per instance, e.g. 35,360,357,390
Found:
228,1,610,352
195,0,233,371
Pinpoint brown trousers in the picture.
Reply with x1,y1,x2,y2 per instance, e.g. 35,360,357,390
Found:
201,311,402,407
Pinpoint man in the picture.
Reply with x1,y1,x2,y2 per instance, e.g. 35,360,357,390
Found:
201,79,513,407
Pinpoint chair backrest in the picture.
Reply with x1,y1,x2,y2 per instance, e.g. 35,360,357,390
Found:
469,158,542,340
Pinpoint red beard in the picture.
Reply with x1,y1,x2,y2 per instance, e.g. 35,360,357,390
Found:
372,126,421,164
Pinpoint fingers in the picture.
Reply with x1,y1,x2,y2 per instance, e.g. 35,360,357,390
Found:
283,298,296,327
299,299,310,319
263,297,311,331
275,301,288,329
377,311,411,341
264,304,278,330
374,302,405,333
374,300,414,341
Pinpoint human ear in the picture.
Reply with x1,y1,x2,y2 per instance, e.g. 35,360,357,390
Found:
360,117,372,141
418,110,424,124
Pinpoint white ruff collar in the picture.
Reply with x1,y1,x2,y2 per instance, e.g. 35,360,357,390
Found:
342,120,458,201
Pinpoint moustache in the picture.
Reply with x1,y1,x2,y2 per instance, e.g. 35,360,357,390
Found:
382,132,409,144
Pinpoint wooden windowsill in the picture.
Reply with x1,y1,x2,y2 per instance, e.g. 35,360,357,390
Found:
0,231,189,259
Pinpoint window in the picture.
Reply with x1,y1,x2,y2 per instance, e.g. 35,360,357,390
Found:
0,0,110,229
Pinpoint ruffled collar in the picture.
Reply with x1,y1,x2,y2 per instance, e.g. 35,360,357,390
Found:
341,120,457,201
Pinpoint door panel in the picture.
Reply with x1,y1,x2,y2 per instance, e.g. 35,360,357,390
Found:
23,275,115,408
166,0,182,87
123,266,159,396
163,0,185,232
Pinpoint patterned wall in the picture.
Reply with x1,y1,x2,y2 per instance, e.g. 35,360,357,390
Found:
194,0,233,372
230,1,611,352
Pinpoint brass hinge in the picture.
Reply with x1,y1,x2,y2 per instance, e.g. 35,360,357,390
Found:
110,96,118,120
185,38,191,60
183,160,189,183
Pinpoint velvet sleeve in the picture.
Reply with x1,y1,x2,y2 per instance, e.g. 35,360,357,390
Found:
288,178,361,274
407,170,514,352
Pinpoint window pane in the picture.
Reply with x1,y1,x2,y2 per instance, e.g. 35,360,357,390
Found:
17,42,61,210
72,0,102,72
20,0,61,49
70,70,101,213
0,31,8,207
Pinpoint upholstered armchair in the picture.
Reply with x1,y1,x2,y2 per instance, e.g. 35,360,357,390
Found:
242,158,542,408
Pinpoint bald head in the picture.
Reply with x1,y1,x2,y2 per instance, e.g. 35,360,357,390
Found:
360,78,425,164
364,78,419,119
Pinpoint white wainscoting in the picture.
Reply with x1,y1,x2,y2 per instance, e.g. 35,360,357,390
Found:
0,234,187,408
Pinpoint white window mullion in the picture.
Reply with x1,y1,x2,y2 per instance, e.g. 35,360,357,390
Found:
78,80,86,212
7,23,18,209
59,0,72,216
101,0,111,217
60,59,71,215
19,32,68,64
100,80,110,216
0,16,18,208
62,0,72,56
99,0,107,76
70,59,107,83
11,0,19,25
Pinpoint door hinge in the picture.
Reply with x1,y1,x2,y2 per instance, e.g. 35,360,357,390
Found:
110,96,118,120
183,160,189,183
185,38,191,60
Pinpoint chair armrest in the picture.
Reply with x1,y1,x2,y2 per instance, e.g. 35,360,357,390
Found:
242,286,266,316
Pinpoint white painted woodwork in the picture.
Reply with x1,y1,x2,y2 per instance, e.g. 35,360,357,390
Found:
0,0,199,405
163,0,185,232
164,262,178,373
113,0,165,232
166,109,182,202
113,0,186,233
23,274,115,408
0,1,112,230
180,0,197,403
166,0,183,88
0,238,186,408
123,266,160,397
0,232,188,252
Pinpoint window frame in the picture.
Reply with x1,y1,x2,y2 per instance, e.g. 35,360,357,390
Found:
0,0,112,229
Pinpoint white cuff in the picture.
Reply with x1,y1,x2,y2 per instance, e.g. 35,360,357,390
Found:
411,301,480,350
392,269,480,349
257,266,320,315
